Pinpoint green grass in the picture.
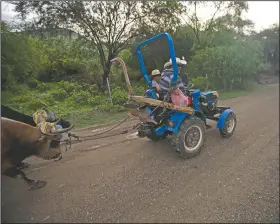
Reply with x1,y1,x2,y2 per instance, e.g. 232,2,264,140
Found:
2,82,275,130
69,109,129,129
72,83,268,129
218,82,265,100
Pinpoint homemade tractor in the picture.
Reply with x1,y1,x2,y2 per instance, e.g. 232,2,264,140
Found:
111,33,237,158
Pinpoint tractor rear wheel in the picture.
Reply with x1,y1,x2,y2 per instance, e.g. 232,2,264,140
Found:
171,116,205,158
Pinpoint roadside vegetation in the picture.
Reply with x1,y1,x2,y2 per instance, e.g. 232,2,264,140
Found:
1,1,279,128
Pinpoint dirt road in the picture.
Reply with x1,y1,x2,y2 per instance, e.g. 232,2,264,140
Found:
1,85,279,223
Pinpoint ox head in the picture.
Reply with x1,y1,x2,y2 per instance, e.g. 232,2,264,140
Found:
36,122,75,161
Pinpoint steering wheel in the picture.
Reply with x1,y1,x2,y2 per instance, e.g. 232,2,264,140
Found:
183,83,194,91
187,83,194,89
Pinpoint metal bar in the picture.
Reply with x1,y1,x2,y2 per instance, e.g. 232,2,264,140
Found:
135,32,178,87
107,77,113,105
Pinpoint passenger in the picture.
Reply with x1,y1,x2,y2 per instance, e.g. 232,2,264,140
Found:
144,69,162,99
159,57,191,106
151,69,161,92
159,57,187,98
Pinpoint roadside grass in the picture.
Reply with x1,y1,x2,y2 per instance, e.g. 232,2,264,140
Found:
73,82,271,129
218,82,267,100
2,82,276,129
69,109,129,129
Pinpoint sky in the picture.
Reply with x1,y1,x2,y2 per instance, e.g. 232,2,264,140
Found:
1,1,279,32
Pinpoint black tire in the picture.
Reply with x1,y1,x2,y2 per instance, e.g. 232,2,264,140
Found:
219,112,237,138
171,116,206,159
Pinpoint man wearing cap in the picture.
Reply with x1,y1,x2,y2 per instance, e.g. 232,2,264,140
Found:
159,57,188,99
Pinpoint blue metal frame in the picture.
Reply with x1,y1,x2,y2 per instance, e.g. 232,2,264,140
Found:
190,90,201,111
217,109,233,129
136,32,178,87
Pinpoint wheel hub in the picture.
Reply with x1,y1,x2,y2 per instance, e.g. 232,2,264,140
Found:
225,116,235,133
184,126,202,150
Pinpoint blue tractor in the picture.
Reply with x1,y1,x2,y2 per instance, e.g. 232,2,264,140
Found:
111,33,237,158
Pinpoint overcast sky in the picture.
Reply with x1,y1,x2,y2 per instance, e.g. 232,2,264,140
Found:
1,1,279,32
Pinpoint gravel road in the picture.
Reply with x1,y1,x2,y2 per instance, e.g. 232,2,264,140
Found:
1,84,279,223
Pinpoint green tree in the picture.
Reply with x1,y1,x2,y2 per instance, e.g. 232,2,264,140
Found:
251,23,279,74
188,36,264,90
1,21,41,90
181,1,251,46
12,1,184,89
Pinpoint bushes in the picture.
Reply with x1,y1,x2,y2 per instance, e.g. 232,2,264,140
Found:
188,40,264,90
4,79,130,115
111,87,128,105
68,90,92,105
48,89,68,101
191,76,209,90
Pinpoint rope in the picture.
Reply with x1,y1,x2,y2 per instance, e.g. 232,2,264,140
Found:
59,116,139,150
71,116,130,139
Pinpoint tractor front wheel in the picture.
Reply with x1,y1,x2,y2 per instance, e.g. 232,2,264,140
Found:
172,117,206,159
219,112,237,138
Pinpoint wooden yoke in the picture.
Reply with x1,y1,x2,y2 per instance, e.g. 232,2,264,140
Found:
110,57,194,115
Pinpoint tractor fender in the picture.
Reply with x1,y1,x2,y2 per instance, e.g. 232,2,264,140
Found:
216,109,233,129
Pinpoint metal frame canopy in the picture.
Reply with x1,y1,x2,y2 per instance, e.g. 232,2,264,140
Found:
135,32,178,88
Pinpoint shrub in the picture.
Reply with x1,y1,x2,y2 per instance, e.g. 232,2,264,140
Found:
191,76,208,90
111,87,128,105
68,90,91,105
36,81,50,92
57,80,76,94
188,41,264,90
12,94,32,104
133,84,145,95
48,89,68,101
88,95,104,106
256,63,273,74
94,100,124,112
27,78,39,89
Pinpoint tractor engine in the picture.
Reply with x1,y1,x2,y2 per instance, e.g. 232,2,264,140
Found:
137,122,154,138
199,91,219,114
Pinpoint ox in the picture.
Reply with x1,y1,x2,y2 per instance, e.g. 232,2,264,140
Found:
1,117,74,190
1,105,71,128
1,105,72,169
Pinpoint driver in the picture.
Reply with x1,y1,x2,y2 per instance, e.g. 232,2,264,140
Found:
159,57,188,100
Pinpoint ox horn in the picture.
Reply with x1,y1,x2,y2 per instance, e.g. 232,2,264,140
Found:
40,124,75,136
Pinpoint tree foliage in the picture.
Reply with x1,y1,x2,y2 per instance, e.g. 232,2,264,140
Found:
12,1,184,87
188,36,264,90
2,2,279,118
181,1,252,47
